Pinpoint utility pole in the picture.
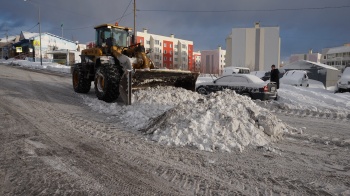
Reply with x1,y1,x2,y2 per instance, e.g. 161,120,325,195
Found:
61,23,63,38
24,0,42,65
133,0,136,44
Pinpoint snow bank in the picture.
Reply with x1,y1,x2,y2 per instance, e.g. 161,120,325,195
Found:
257,84,350,120
1,58,71,73
83,87,289,152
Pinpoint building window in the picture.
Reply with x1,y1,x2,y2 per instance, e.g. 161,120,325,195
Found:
175,44,178,48
174,58,178,61
164,50,167,54
170,50,172,54
164,56,167,61
170,57,172,61
182,44,186,49
155,40,159,45
164,43,167,47
147,40,150,44
170,44,172,48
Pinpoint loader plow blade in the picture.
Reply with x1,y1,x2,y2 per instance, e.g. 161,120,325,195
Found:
119,69,199,105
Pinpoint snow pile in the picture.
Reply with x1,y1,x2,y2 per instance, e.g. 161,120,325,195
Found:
271,84,350,118
83,87,289,152
1,58,70,73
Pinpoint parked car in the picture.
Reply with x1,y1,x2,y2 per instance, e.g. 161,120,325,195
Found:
195,74,277,100
222,66,250,75
280,70,309,87
261,71,271,81
335,67,350,93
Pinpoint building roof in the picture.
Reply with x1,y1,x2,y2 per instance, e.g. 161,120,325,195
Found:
0,35,18,43
19,31,76,44
283,60,338,71
21,31,39,40
327,45,350,54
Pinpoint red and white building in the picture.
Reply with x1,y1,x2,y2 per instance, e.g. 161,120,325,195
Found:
137,29,194,70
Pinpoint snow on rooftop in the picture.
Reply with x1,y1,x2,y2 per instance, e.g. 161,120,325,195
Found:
0,35,17,43
283,60,338,71
327,45,350,54
21,31,39,40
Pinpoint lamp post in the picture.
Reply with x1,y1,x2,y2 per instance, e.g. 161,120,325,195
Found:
24,0,42,65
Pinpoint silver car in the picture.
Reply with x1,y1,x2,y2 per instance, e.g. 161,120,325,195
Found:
196,74,278,100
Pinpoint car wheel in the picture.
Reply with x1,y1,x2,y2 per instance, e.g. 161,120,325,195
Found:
241,92,251,98
196,86,207,95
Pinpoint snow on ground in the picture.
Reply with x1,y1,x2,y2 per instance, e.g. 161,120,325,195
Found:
260,84,350,120
0,58,71,73
2,59,350,152
84,87,288,152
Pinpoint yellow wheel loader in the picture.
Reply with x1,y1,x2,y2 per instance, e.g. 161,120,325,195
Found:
72,23,199,104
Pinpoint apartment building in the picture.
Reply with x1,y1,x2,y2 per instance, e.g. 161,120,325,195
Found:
226,22,280,71
137,29,193,70
200,46,226,75
321,44,350,71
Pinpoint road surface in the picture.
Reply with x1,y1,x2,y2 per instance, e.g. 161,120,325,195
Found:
0,64,349,195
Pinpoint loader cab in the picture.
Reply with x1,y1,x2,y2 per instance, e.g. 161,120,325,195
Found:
95,24,130,48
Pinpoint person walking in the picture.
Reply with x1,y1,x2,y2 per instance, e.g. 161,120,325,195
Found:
270,64,280,89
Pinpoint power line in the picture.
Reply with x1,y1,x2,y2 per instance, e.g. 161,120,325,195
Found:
119,0,133,23
138,5,350,13
26,23,39,32
57,12,133,31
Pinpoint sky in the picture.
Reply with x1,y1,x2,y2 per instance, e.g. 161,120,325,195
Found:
1,58,350,152
1,0,350,61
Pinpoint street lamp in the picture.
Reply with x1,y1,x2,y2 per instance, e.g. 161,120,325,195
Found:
24,0,42,65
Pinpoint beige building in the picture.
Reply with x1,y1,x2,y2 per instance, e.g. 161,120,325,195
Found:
226,22,280,71
289,50,322,64
321,44,350,71
200,46,226,75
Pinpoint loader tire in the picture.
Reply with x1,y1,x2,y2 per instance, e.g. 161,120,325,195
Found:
72,63,91,93
94,64,121,103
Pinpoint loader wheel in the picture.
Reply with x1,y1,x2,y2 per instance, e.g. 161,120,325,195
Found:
72,63,91,93
94,64,121,102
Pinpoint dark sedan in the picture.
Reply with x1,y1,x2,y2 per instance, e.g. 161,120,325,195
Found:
195,74,278,100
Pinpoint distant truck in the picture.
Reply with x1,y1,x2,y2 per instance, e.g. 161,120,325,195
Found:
223,66,250,76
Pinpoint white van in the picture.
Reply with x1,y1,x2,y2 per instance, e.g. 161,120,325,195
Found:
280,70,309,87
223,66,250,76
335,67,350,93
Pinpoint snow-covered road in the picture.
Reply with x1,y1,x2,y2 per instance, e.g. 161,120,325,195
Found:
1,60,350,195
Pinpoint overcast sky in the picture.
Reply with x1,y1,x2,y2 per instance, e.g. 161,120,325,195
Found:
1,0,349,61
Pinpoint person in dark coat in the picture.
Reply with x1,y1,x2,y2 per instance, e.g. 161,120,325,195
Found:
270,64,280,89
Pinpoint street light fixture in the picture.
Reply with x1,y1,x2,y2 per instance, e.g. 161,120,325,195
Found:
24,0,42,66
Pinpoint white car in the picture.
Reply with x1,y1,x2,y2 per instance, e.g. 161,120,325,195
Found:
195,74,277,100
336,67,350,93
280,70,309,87
222,66,250,75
